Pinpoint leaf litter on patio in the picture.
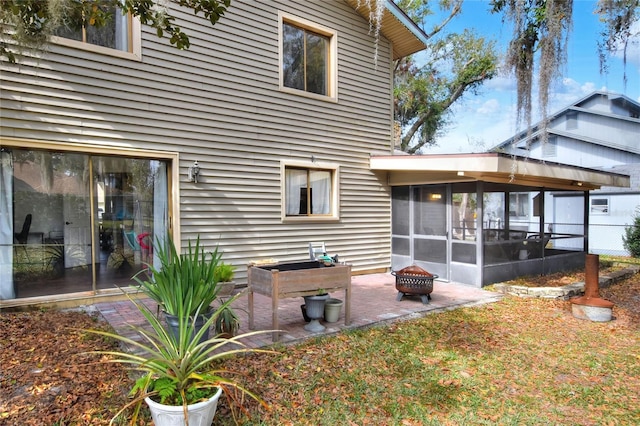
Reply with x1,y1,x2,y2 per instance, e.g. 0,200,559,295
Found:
1,272,639,425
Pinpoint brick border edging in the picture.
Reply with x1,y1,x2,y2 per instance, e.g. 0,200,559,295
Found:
492,265,640,300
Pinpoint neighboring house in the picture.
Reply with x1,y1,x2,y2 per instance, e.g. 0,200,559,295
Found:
492,91,640,256
0,1,429,306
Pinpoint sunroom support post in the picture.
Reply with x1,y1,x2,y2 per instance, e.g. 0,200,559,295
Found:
583,190,590,253
476,181,484,287
539,189,545,259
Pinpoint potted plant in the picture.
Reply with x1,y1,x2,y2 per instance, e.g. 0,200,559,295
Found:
212,262,239,337
302,289,329,332
86,292,273,425
214,303,240,338
214,262,236,297
133,235,222,344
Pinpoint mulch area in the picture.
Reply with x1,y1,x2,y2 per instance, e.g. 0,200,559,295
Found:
1,271,639,425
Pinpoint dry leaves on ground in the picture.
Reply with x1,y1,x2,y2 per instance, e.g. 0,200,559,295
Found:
1,270,638,425
0,310,132,425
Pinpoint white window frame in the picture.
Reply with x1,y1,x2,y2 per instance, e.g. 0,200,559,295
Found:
281,161,340,222
590,197,609,215
278,11,338,102
51,12,142,61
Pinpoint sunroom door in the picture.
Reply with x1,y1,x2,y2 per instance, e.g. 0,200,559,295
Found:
412,185,449,280
391,185,449,280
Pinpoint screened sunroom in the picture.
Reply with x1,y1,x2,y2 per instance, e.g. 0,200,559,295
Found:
371,153,630,287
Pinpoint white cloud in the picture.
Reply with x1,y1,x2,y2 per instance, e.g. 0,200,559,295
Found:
611,22,640,69
477,98,501,114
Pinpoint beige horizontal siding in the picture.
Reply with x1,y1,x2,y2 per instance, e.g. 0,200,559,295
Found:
1,0,395,285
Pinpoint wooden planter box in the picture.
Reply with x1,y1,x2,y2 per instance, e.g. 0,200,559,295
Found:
248,260,351,341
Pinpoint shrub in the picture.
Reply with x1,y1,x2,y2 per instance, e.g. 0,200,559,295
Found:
622,208,640,257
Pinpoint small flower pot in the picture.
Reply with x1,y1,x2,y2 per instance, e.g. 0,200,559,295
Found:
324,298,343,323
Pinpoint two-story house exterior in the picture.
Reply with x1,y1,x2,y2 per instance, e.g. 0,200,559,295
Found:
493,91,640,256
0,1,429,306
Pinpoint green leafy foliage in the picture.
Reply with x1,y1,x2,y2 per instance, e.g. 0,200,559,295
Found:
622,207,640,257
1,0,231,62
393,1,498,153
133,235,222,317
214,262,236,283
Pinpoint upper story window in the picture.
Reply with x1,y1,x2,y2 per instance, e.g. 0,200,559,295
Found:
283,163,339,220
279,12,337,100
51,2,141,60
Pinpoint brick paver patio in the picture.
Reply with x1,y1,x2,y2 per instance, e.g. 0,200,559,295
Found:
94,272,503,350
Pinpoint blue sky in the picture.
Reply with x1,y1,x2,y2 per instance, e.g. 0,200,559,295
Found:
421,0,640,154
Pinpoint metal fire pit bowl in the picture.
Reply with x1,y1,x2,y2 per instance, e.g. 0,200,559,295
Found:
392,265,438,304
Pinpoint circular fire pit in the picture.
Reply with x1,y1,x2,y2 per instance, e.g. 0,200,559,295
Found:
392,265,438,304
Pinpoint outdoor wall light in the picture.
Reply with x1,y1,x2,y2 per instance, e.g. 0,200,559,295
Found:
188,160,201,183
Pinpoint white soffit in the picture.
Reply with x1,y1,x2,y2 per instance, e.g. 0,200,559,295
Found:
370,153,631,191
344,0,428,60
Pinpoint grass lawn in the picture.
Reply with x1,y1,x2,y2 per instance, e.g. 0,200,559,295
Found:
216,295,639,425
2,276,639,425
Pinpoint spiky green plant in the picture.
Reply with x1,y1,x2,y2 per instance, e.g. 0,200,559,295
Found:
86,292,274,425
133,235,222,317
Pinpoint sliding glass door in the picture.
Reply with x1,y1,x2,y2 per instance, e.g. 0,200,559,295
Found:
0,148,168,300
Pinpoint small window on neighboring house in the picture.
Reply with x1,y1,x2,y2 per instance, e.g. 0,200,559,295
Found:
566,111,578,130
51,2,141,59
509,193,529,217
283,164,338,219
542,136,557,157
280,13,337,100
591,197,609,214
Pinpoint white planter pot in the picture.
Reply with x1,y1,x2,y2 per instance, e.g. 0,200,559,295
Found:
145,387,222,426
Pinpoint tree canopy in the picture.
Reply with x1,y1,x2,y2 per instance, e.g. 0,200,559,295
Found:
0,0,230,63
394,0,498,153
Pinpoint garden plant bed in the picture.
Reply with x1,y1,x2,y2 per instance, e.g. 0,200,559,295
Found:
247,260,351,341
491,263,640,299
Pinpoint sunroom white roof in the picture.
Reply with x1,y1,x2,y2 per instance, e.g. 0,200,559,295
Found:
370,153,630,191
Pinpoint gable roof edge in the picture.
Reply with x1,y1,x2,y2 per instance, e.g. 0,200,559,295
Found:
344,0,429,59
